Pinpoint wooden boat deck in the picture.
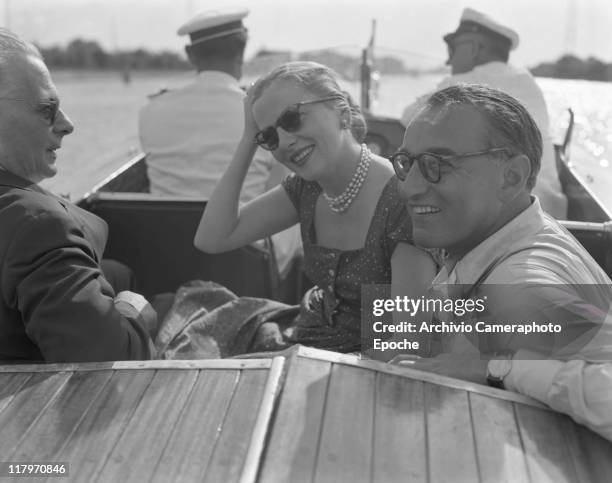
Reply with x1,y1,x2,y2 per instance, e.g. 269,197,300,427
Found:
1,347,611,482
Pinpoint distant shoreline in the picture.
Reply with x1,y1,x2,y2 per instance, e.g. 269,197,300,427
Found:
39,39,611,83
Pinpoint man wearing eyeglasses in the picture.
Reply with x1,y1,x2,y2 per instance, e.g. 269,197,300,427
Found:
390,83,612,442
0,29,156,362
400,7,567,221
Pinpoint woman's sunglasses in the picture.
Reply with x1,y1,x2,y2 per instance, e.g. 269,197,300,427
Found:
254,96,340,151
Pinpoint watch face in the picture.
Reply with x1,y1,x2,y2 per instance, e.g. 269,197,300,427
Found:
488,358,512,379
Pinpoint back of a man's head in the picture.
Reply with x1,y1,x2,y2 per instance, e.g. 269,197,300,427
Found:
443,8,518,73
477,33,511,64
426,83,542,190
185,31,247,75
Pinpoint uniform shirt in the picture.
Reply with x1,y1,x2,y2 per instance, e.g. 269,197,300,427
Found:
401,62,568,220
431,197,612,441
139,70,274,204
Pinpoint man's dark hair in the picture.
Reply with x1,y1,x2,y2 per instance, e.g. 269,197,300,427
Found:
481,34,510,62
426,83,542,189
185,31,247,67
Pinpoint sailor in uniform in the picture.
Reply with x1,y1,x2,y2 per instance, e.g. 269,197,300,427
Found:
139,7,300,277
400,8,568,219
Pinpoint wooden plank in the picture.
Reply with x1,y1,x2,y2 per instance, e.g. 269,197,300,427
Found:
0,372,70,456
515,404,579,483
9,371,114,462
95,369,199,482
149,370,240,483
425,383,480,483
297,346,546,409
469,393,530,483
372,374,427,482
559,416,612,483
0,373,33,414
259,357,332,483
240,357,286,483
314,364,376,483
52,370,155,482
203,369,269,483
0,358,272,373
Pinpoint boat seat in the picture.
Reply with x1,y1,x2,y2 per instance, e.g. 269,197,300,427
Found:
81,193,280,300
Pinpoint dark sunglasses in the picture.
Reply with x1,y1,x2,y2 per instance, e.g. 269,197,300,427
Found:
389,147,511,183
0,97,60,125
254,96,340,151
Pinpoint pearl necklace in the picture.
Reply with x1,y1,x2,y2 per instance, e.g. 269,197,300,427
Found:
323,144,371,213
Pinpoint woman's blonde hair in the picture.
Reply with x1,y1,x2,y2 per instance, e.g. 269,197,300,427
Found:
251,61,367,143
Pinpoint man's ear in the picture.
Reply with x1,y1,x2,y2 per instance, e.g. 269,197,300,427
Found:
500,154,531,201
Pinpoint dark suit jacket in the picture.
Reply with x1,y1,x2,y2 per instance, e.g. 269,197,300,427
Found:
0,169,152,362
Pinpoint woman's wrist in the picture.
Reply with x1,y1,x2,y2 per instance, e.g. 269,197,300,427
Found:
238,132,260,155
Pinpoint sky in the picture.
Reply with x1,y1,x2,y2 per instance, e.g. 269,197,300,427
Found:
4,0,612,68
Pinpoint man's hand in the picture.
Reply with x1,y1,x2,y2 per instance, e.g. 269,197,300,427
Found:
390,353,491,385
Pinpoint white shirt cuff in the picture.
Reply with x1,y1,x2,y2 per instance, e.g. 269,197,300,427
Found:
504,350,564,403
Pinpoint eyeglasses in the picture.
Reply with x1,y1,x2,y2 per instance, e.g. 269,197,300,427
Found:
0,97,60,125
389,147,511,183
254,96,340,151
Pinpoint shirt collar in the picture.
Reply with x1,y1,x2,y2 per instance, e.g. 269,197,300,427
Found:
470,61,507,74
433,197,546,285
195,70,240,86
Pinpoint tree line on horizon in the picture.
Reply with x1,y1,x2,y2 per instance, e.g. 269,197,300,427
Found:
37,38,612,83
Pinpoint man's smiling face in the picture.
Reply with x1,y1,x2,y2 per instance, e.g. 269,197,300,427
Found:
397,104,509,259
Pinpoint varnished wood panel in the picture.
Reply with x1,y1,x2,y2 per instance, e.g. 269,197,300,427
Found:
0,372,33,414
559,416,612,483
314,364,376,483
9,371,114,462
259,356,332,483
425,383,480,483
51,370,156,482
150,370,240,483
515,404,579,483
94,369,199,482
0,372,70,456
372,374,427,483
469,393,530,483
203,370,269,483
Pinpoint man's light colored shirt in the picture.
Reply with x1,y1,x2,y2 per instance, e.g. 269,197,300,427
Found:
139,71,273,204
432,198,612,441
139,71,301,276
401,62,568,220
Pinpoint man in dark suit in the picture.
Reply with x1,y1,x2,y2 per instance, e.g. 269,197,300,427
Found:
0,29,155,363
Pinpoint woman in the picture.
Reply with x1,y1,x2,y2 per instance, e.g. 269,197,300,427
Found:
192,61,435,354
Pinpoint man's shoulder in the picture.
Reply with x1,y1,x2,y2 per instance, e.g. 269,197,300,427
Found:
487,231,606,285
443,62,537,87
0,186,71,230
141,77,243,114
146,87,172,100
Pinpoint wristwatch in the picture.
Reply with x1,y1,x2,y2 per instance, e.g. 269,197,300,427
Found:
486,351,514,389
